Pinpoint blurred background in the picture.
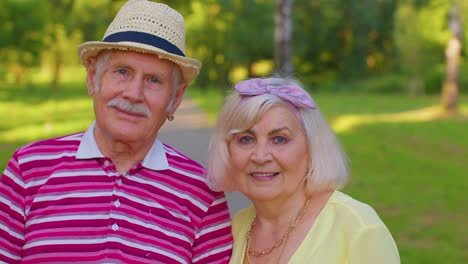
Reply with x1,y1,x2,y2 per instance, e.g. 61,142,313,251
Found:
1,0,467,263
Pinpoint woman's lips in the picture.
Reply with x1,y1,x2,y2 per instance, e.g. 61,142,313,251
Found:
250,172,279,181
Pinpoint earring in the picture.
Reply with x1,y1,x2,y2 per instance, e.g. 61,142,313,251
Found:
167,115,174,121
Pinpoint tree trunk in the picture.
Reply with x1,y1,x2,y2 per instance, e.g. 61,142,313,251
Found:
442,36,461,112
275,0,294,76
442,2,462,113
52,57,62,95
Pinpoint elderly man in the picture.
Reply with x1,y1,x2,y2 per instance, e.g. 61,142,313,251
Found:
0,0,232,263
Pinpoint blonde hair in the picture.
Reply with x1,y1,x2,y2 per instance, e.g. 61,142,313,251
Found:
206,77,348,194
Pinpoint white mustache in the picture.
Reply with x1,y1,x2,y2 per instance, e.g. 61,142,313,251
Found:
107,98,152,117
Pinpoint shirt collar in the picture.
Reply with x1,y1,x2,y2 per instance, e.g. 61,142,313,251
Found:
76,121,169,170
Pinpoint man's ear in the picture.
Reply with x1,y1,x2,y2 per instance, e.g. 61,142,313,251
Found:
86,58,97,96
168,82,187,116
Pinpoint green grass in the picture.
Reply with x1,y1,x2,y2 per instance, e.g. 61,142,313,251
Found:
188,88,468,263
1,80,467,263
0,79,93,164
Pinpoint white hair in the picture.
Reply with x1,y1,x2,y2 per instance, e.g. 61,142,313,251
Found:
206,76,349,194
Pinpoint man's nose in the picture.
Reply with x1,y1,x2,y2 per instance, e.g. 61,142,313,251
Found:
123,78,144,102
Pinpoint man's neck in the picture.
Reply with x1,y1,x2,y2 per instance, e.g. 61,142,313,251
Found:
96,135,154,174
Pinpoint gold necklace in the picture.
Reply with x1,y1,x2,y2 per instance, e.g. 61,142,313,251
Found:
245,199,311,263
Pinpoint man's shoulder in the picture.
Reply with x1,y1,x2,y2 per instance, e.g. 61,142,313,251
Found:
162,143,205,171
16,132,85,156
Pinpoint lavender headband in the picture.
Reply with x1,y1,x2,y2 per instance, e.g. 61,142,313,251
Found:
234,78,317,110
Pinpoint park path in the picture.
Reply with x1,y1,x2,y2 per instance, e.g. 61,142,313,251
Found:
158,97,250,216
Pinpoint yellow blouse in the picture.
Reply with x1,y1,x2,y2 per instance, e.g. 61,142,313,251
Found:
229,191,400,263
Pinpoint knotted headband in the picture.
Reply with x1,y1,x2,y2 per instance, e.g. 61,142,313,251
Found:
234,78,317,110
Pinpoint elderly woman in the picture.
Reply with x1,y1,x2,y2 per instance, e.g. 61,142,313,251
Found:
207,76,400,263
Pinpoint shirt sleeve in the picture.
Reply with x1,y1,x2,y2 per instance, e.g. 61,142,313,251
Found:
0,153,26,264
349,224,400,264
191,194,233,264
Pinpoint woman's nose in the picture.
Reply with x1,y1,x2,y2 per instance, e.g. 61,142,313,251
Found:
251,142,272,163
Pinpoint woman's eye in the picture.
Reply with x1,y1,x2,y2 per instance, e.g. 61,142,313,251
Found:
238,135,254,144
272,136,288,144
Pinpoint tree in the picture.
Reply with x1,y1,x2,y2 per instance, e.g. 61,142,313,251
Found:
0,0,49,85
45,0,77,94
394,0,451,95
275,0,294,76
442,0,463,113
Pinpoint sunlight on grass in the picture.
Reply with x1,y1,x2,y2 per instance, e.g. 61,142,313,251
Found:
1,119,92,142
0,98,93,143
332,105,468,133
30,65,86,84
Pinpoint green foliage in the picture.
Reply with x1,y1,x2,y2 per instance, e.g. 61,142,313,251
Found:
73,0,119,41
0,0,49,66
294,0,397,80
182,0,274,86
1,0,468,93
394,0,449,76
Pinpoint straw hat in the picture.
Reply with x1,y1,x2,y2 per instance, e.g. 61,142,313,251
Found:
78,0,201,83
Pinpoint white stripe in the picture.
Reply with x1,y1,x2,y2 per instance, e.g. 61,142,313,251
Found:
3,168,25,190
58,134,82,141
169,166,205,182
20,152,76,164
22,237,107,250
192,243,232,262
52,170,113,178
212,196,227,206
0,195,24,219
115,190,190,221
25,170,110,189
27,213,110,227
110,212,191,243
21,236,187,264
129,175,207,212
196,220,231,238
0,222,24,240
0,248,21,261
108,236,187,264
32,191,112,203
164,147,186,159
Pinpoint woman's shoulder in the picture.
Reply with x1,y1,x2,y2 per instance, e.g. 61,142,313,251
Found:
232,205,255,224
231,205,255,234
327,191,386,227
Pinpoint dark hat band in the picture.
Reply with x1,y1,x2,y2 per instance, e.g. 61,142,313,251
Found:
103,31,185,57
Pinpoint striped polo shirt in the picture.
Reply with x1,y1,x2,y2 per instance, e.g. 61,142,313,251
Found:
0,122,233,263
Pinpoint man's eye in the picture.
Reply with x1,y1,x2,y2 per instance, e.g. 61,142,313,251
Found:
148,77,159,84
272,136,288,144
117,69,127,75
